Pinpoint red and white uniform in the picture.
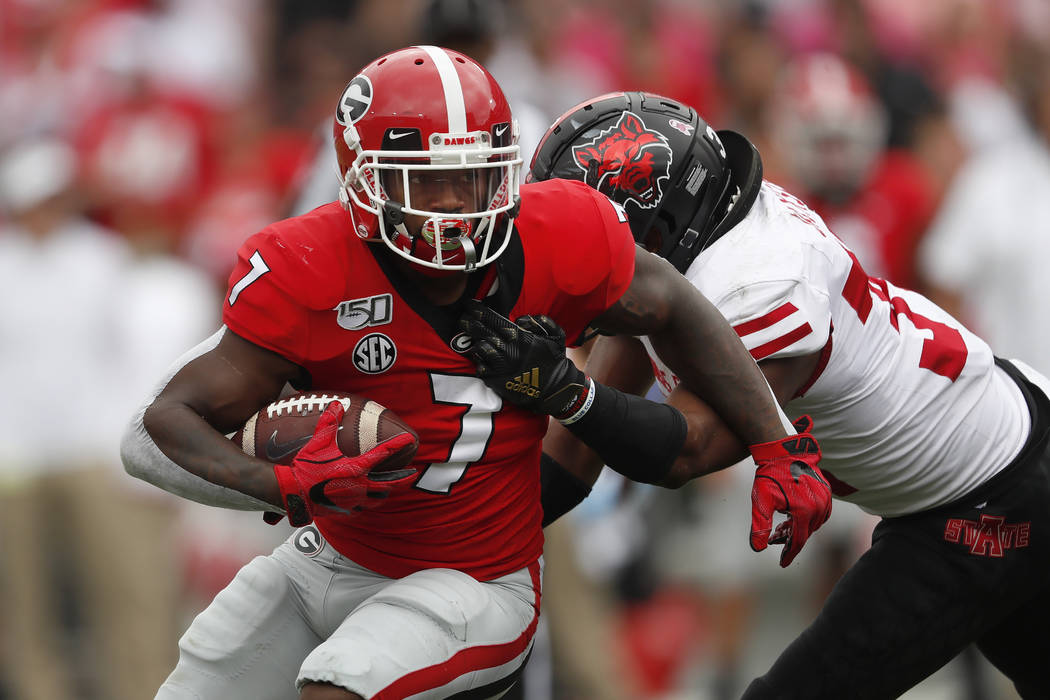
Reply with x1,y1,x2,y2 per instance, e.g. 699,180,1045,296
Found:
223,178,635,579
644,181,1031,517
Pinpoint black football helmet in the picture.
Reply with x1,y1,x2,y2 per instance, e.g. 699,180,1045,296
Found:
530,91,763,273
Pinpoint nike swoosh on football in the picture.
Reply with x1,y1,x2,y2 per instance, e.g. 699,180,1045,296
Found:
389,130,415,140
494,124,509,137
265,432,314,461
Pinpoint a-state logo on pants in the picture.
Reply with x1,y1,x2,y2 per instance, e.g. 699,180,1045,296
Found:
353,333,396,374
944,514,1031,557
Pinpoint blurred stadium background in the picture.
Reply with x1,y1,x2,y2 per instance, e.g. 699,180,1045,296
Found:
1,0,1047,697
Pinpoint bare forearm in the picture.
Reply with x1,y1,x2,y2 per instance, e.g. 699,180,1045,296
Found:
142,399,282,507
121,327,314,511
661,385,750,486
650,287,789,446
594,250,790,447
121,409,274,510
662,353,822,485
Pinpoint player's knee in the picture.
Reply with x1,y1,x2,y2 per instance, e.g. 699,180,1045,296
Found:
299,681,364,700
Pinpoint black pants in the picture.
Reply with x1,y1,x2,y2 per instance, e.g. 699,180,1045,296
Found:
744,361,1050,700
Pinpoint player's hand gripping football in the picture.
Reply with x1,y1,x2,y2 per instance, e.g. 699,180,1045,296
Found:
748,415,832,567
459,300,590,421
272,401,417,526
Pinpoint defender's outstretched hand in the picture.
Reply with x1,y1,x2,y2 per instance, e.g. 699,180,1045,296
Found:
273,401,417,526
748,415,832,567
460,301,591,422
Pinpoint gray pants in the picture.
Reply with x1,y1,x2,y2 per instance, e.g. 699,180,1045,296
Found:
158,526,541,699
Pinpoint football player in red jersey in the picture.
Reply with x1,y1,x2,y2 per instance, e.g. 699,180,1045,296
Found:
120,47,829,700
529,91,1050,699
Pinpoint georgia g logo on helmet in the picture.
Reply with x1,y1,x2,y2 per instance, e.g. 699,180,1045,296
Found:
571,111,672,209
336,75,373,125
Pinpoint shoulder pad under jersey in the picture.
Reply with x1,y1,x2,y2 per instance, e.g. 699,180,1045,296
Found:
692,184,832,360
515,179,636,300
227,204,355,313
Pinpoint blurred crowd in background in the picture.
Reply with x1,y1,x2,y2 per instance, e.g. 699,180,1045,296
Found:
1,0,1048,698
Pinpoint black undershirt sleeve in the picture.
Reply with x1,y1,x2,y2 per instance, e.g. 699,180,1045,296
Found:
539,453,592,527
563,381,687,485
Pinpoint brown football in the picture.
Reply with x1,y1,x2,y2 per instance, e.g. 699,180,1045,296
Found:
231,391,418,469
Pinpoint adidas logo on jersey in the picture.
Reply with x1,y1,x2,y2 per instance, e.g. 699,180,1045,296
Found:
505,368,541,398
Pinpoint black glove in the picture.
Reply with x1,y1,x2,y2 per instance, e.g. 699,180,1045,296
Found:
459,300,592,421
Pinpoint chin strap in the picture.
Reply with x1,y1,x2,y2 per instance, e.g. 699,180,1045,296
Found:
459,235,477,271
382,199,405,228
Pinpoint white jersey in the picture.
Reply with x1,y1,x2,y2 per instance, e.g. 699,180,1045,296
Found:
643,182,1032,517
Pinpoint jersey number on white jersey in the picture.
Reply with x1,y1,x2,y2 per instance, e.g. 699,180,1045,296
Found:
840,248,967,381
777,185,968,381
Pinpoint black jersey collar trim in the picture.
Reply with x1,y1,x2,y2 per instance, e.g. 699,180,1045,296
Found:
364,231,525,346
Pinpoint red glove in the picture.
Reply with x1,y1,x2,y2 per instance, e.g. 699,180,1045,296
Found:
272,401,417,526
748,415,831,567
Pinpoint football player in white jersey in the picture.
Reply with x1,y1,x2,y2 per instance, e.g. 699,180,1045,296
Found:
494,92,1050,699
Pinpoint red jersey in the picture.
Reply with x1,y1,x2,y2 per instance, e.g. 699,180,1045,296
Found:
222,179,635,579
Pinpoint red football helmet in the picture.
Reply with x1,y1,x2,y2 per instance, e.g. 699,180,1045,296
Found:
771,53,887,203
334,45,522,271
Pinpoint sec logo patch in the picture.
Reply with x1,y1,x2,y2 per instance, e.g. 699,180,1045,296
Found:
353,333,396,374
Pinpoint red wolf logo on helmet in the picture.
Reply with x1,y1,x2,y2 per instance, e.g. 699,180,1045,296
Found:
572,111,672,209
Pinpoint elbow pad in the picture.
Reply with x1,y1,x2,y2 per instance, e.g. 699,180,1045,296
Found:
120,327,275,512
121,404,274,512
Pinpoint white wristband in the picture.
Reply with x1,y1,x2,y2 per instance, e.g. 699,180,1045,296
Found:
557,377,596,425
